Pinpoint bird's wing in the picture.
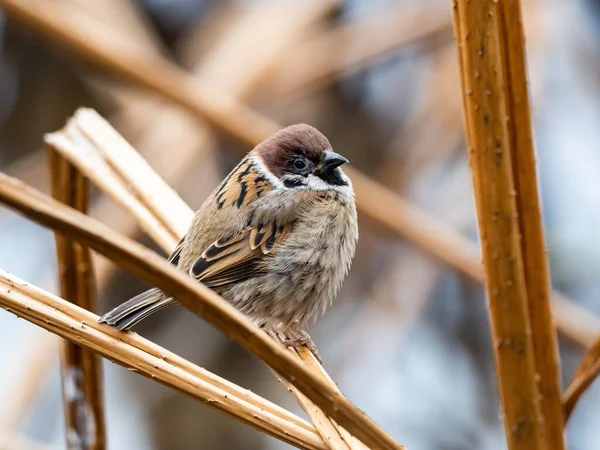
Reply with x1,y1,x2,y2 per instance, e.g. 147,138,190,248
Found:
189,220,292,289
167,236,186,266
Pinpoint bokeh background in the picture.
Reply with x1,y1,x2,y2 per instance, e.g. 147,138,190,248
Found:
1,0,599,448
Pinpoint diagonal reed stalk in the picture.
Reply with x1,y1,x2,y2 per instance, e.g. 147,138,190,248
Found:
49,149,106,449
0,269,326,450
451,0,564,448
0,0,597,349
563,334,600,421
0,171,404,450
46,108,367,450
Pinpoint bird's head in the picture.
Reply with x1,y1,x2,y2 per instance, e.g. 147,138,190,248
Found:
254,124,350,190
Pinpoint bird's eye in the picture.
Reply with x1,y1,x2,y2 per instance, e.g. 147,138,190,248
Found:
294,159,306,170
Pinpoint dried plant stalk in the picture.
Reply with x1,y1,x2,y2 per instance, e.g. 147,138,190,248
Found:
0,270,325,450
49,150,106,450
269,346,366,450
46,109,371,449
451,1,564,448
49,126,179,251
0,172,403,450
1,0,598,348
279,377,350,450
494,1,564,442
294,348,369,450
563,335,600,421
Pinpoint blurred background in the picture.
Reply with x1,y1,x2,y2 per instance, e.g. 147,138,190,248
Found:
0,0,599,448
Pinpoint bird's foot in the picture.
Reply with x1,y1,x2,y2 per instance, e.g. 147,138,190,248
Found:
283,331,322,363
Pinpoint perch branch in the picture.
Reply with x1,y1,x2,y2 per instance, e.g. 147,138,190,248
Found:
0,172,403,450
49,149,106,449
452,0,564,448
293,348,369,450
0,270,325,450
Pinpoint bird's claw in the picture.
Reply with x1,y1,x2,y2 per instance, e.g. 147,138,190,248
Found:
283,332,322,363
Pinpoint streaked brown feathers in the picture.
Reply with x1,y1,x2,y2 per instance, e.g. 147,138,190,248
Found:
214,158,272,209
190,221,292,289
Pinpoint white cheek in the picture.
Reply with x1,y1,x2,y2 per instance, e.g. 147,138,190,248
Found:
305,175,330,190
248,154,284,188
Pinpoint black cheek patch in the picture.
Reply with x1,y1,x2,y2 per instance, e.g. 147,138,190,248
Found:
284,178,306,188
316,168,348,186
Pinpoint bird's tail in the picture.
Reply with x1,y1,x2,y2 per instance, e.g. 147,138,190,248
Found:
98,288,174,331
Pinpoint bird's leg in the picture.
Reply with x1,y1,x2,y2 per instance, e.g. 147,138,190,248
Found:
283,329,322,363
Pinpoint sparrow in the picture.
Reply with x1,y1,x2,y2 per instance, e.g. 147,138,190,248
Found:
99,124,358,361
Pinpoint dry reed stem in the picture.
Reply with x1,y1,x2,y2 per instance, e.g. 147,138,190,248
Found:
451,1,564,448
259,3,452,103
47,109,368,449
74,110,193,238
563,334,600,421
0,0,595,347
294,348,369,450
494,1,564,443
0,270,326,450
0,173,403,450
268,347,361,450
49,150,106,449
48,130,178,251
47,110,192,246
278,377,349,450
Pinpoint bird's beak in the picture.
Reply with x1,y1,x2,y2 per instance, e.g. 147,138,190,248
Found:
320,150,349,172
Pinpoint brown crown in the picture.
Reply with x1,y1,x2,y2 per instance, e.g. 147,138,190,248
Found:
254,124,331,178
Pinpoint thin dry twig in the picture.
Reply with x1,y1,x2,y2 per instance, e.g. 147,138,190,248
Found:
1,0,596,348
294,348,369,450
47,114,187,250
268,344,363,450
278,377,349,450
47,109,368,449
49,149,106,449
452,1,564,448
563,334,600,421
0,172,403,450
0,270,326,450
